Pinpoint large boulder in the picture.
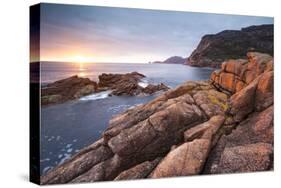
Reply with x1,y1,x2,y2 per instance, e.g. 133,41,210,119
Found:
184,115,225,142
98,72,145,88
149,115,225,178
245,52,273,84
221,59,248,76
149,139,211,178
142,83,169,94
255,71,274,111
114,158,161,180
210,52,273,94
228,77,259,122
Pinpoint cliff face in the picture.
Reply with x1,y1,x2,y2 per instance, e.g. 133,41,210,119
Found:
41,52,273,184
186,24,273,68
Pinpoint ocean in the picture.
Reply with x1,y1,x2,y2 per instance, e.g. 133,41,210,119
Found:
40,62,214,175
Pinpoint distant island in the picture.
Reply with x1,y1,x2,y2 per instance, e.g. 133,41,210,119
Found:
150,56,186,64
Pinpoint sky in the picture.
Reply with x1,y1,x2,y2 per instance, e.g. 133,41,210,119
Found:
35,3,273,63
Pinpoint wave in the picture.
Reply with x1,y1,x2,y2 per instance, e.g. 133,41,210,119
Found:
107,104,132,113
138,78,149,88
79,90,112,101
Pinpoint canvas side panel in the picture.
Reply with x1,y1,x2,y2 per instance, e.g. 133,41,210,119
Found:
29,4,40,185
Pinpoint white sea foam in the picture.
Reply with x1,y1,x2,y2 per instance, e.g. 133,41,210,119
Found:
138,78,149,88
67,148,73,153
79,90,112,101
43,166,53,174
40,158,50,163
58,153,71,165
138,82,149,88
108,104,132,113
129,103,142,109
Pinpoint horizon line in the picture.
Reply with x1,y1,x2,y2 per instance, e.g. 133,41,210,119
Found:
30,60,152,64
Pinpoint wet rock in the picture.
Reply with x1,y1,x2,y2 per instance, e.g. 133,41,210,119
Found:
142,83,169,94
74,84,96,98
98,72,169,96
41,75,98,106
41,139,113,184
98,72,145,88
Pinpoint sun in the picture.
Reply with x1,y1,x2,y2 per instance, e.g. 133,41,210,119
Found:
73,55,88,63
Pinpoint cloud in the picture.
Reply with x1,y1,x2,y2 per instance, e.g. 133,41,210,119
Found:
40,3,273,62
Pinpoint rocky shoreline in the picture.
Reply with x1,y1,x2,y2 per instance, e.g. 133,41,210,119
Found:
41,72,169,106
41,52,273,184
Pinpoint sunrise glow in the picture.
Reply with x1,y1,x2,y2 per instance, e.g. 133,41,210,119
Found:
72,55,89,63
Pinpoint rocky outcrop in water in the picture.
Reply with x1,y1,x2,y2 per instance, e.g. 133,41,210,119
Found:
41,52,273,184
186,24,273,68
41,72,169,106
98,72,169,96
41,75,98,106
